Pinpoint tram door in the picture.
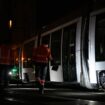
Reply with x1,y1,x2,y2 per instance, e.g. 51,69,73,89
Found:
62,24,77,82
89,12,105,85
95,13,105,87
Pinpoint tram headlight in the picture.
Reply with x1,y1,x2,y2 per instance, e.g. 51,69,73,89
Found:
8,71,12,76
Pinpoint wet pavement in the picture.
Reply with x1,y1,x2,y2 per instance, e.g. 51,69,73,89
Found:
0,87,105,105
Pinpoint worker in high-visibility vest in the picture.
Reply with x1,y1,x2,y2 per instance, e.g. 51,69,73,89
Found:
33,42,52,94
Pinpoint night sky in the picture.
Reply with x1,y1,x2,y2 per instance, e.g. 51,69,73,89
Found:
4,0,83,44
36,0,83,27
0,0,104,44
0,0,92,44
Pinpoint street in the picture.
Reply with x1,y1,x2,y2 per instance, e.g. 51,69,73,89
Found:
0,87,105,105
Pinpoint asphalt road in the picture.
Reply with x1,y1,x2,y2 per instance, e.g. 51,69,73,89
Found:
0,87,105,105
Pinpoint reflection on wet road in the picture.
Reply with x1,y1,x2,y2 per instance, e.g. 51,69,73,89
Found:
0,88,105,105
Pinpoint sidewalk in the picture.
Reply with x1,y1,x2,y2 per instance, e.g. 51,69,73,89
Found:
7,81,99,92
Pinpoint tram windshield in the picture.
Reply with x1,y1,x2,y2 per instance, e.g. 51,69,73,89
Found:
95,13,105,61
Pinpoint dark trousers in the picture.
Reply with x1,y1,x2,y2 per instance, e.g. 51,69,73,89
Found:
35,62,48,85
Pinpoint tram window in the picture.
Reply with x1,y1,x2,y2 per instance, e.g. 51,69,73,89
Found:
62,24,77,81
51,30,61,65
63,24,76,66
95,13,105,61
23,41,35,68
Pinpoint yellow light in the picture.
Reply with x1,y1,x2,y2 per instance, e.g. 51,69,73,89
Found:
22,57,24,61
16,58,18,61
28,58,31,61
9,20,12,28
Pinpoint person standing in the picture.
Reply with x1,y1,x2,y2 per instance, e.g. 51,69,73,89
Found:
32,43,52,94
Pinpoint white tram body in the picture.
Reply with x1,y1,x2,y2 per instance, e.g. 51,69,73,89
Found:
21,6,105,89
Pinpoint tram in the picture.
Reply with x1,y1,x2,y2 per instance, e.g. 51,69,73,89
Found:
21,5,105,89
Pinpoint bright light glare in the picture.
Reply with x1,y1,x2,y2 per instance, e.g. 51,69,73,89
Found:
8,71,12,75
22,57,24,61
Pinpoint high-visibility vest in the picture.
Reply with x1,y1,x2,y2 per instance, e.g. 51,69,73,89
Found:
33,45,51,63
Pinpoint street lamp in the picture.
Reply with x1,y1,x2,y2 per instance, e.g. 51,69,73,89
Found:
8,19,12,29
